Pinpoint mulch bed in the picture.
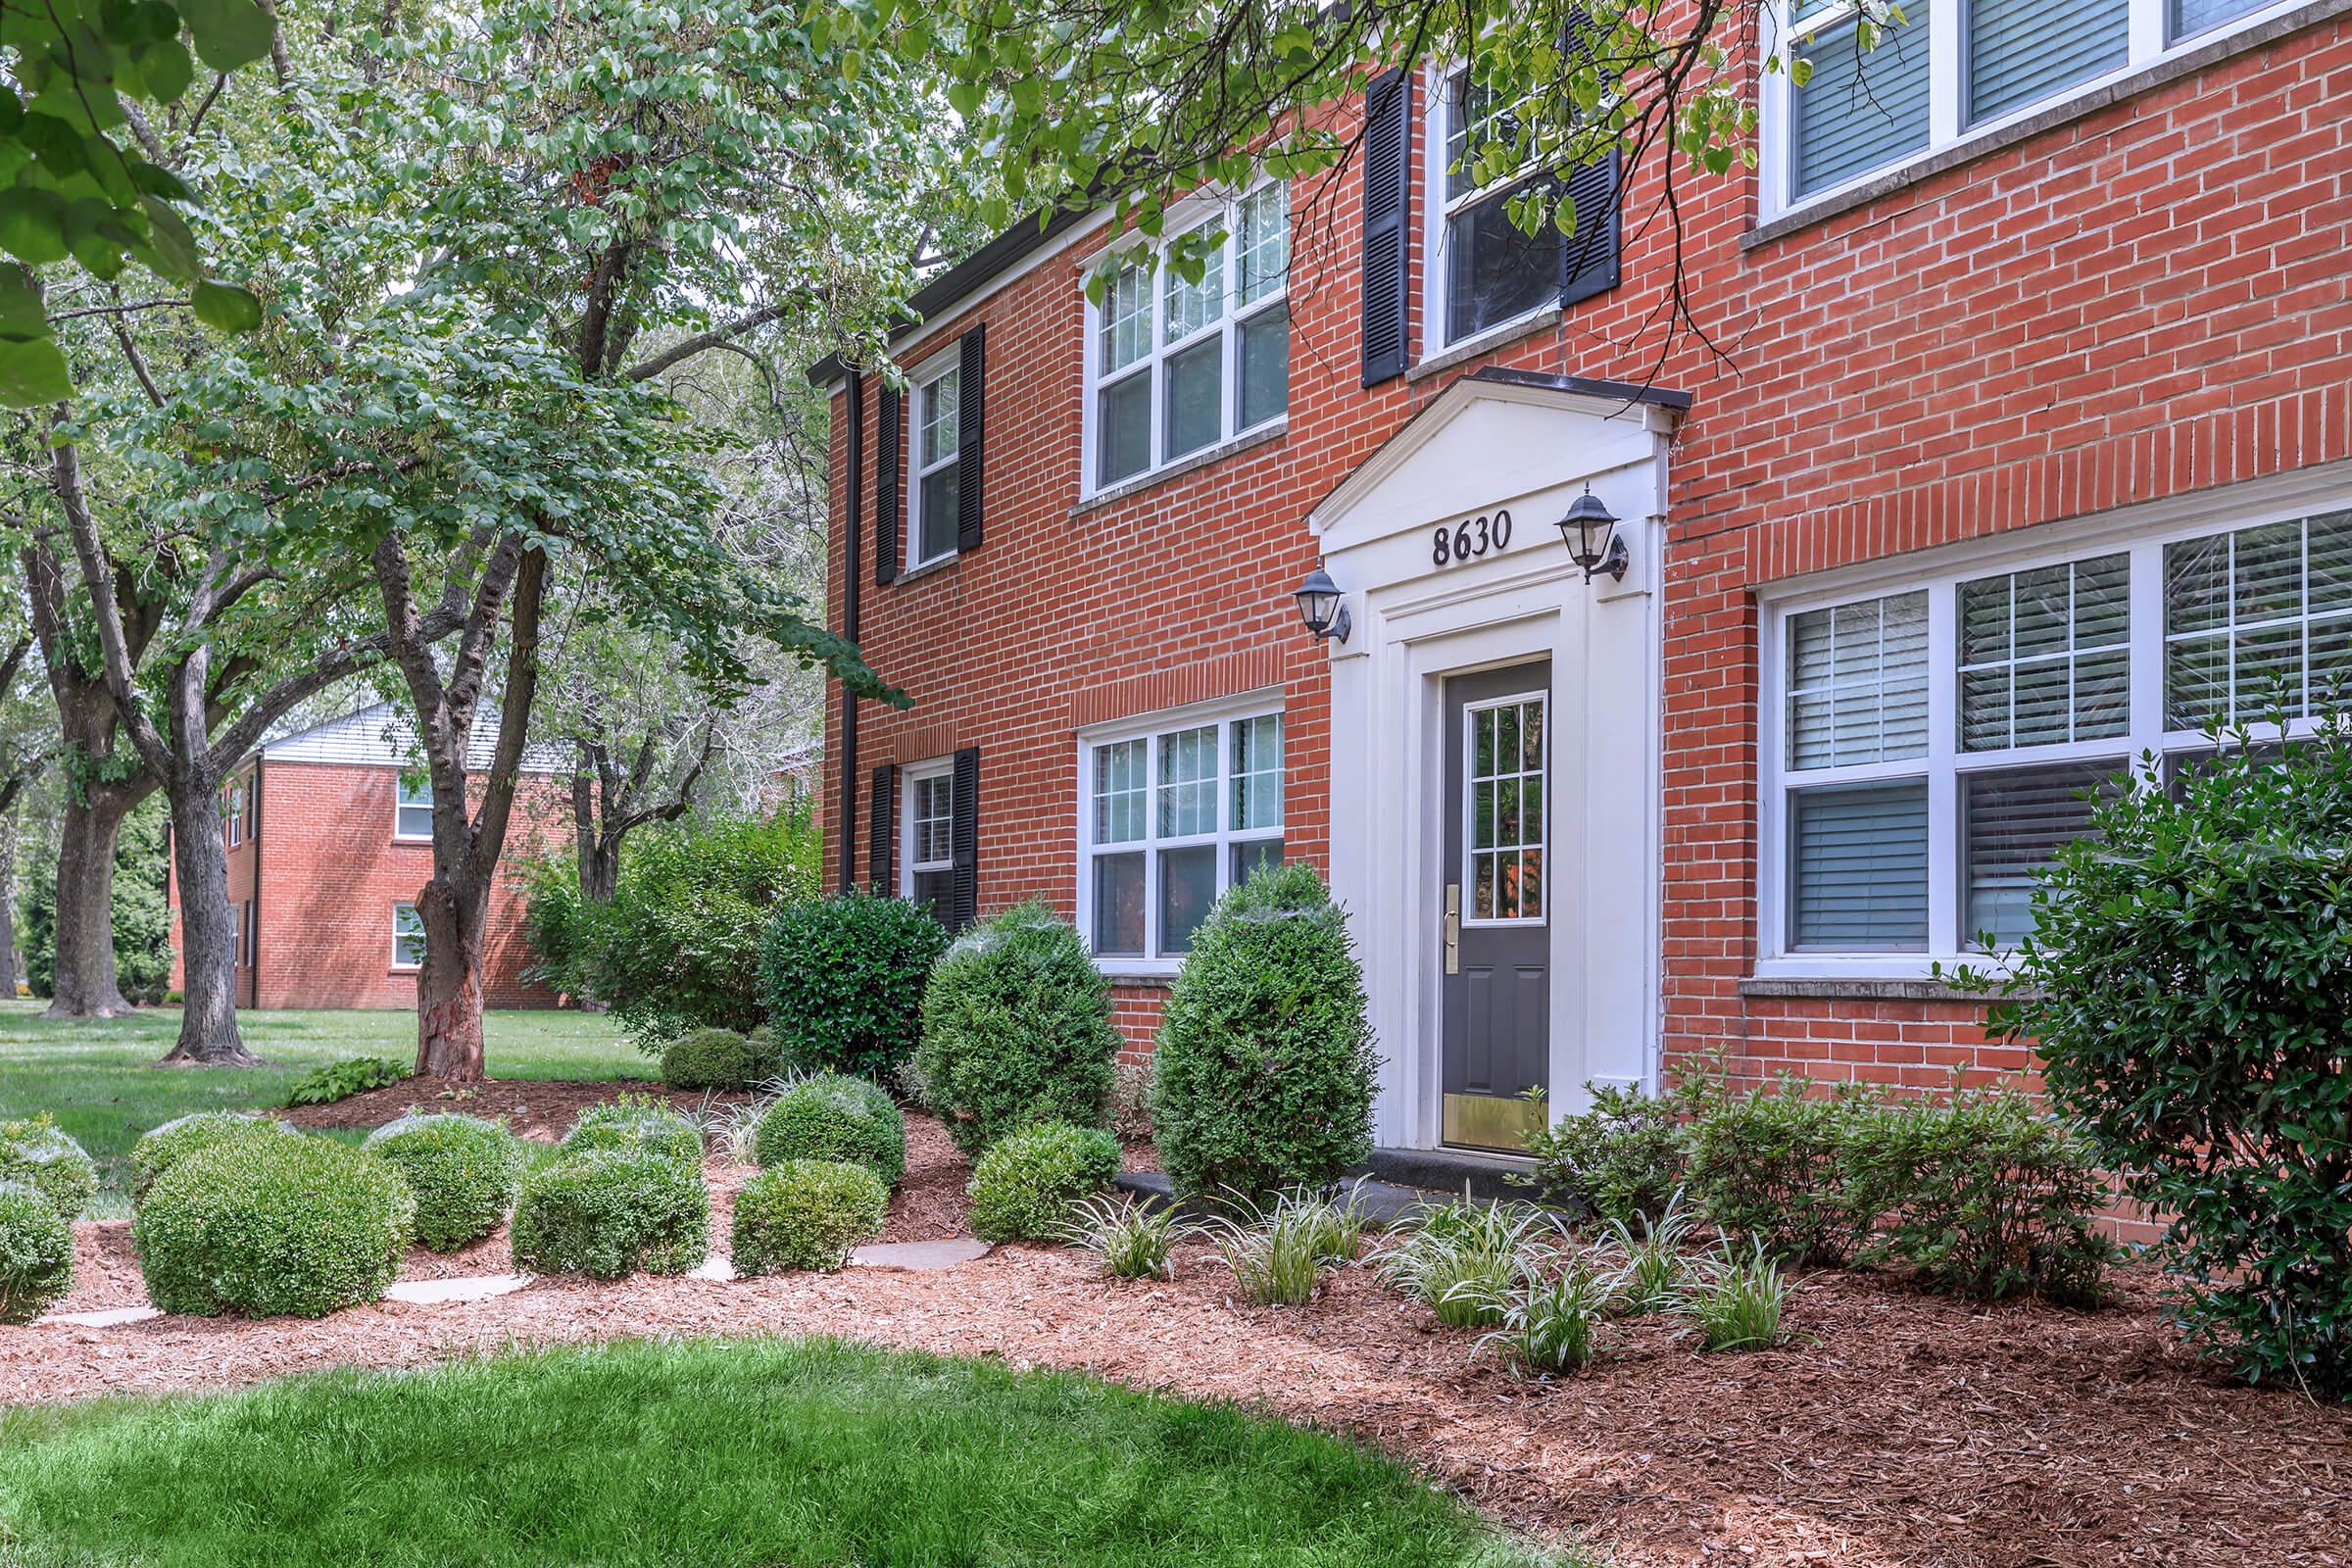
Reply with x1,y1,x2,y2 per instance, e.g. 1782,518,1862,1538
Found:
13,1082,2351,1567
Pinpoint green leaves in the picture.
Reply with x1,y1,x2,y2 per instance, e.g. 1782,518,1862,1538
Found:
179,0,280,73
192,280,264,332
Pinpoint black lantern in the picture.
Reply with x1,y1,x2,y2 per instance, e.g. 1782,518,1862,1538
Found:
1557,486,1628,582
1294,566,1351,643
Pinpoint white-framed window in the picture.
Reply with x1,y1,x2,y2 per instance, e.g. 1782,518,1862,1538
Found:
1425,65,1568,349
1078,698,1284,968
227,901,242,967
392,903,426,969
395,774,433,840
901,760,956,913
1462,692,1548,925
907,353,961,570
1763,0,2296,219
239,900,256,968
1760,496,2352,974
1082,180,1289,494
222,774,252,847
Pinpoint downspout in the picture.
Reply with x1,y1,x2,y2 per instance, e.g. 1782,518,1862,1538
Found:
839,368,864,893
249,763,264,1012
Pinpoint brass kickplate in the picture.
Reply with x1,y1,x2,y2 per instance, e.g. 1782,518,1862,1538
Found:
1443,1092,1543,1153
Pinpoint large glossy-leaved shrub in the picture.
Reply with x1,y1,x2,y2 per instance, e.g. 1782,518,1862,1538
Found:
0,1114,99,1220
916,903,1120,1154
1962,713,2352,1394
1150,863,1377,1203
362,1113,524,1250
760,891,948,1080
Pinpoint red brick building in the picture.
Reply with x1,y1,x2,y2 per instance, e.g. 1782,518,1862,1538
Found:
169,705,564,1011
819,3,2352,1157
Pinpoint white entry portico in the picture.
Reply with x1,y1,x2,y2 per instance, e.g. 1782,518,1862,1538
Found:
1309,368,1684,1152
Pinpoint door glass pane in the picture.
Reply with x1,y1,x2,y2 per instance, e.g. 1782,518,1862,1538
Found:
1238,304,1289,429
1788,779,1929,951
1963,760,2120,948
1157,846,1218,956
1097,372,1151,487
1157,725,1217,837
1790,3,1932,198
1092,853,1145,956
1163,337,1223,462
1969,0,2128,123
1466,696,1545,921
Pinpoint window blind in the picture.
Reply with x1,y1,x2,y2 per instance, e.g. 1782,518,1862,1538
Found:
1958,554,2131,751
1969,0,2129,123
1787,591,1930,769
1962,760,2117,949
1788,778,1929,951
1791,4,1932,198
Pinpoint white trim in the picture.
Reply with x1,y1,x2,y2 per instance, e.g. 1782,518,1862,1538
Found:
906,349,962,572
1761,0,2306,223
391,902,424,970
393,775,433,842
899,756,955,900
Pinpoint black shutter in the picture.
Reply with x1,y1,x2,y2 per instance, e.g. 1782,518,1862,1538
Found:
1558,148,1623,310
874,384,902,586
1359,68,1412,386
868,764,895,893
956,324,985,555
948,746,980,933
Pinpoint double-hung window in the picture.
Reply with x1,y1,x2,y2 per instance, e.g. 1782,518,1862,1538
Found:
1768,0,2291,215
1086,182,1289,493
902,761,956,913
1764,500,2352,969
1081,705,1283,965
392,903,425,969
395,775,433,840
908,356,961,569
222,775,251,847
1431,67,1565,346
240,901,256,968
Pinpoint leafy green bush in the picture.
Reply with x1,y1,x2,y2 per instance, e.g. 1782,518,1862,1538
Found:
284,1055,412,1107
730,1159,889,1273
661,1027,785,1093
1841,1086,2113,1304
1685,1076,1878,1266
965,1120,1121,1244
362,1113,525,1251
1516,1081,1701,1227
751,1074,906,1186
130,1111,294,1202
509,1146,709,1279
0,1114,99,1219
762,890,951,1081
517,853,593,1001
558,1095,706,1170
1150,864,1377,1202
1958,713,2352,1393
0,1179,74,1324
917,903,1120,1155
132,1136,416,1317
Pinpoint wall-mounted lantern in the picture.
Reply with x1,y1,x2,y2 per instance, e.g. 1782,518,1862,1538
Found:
1294,566,1351,644
1557,486,1628,583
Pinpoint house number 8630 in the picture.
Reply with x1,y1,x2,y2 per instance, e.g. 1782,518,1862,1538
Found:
1432,510,1512,567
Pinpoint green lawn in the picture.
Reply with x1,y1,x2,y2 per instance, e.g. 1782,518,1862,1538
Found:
0,1338,1557,1567
0,1002,648,1215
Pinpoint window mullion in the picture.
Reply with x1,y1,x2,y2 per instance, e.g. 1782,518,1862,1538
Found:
2129,0,2168,61
2127,538,2167,763
1927,0,1963,146
1926,586,1960,956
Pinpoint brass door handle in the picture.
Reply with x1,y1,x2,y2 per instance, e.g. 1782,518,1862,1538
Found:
1445,883,1460,975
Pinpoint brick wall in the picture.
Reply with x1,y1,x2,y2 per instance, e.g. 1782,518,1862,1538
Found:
828,12,2352,1074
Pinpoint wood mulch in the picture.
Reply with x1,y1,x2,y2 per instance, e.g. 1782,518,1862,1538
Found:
11,1082,2350,1568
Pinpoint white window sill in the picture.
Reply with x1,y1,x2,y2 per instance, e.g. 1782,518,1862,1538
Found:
392,834,432,845
1407,304,1562,384
894,552,957,586
1071,418,1288,516
1740,958,2030,1004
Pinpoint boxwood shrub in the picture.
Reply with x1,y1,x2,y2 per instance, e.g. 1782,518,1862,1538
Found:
1150,863,1377,1203
966,1119,1122,1244
0,1179,74,1323
731,1159,889,1273
916,903,1120,1154
362,1113,525,1251
132,1136,416,1317
751,1074,906,1186
0,1114,99,1220
557,1095,706,1170
760,890,948,1080
509,1145,710,1279
661,1027,785,1093
129,1111,294,1202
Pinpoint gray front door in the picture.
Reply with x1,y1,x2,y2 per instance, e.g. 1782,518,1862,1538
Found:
1441,662,1551,1152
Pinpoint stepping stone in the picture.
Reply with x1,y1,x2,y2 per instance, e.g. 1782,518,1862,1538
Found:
687,1255,738,1282
39,1305,162,1328
852,1238,990,1270
383,1274,533,1305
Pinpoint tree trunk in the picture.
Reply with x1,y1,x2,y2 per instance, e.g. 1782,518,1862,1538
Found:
0,811,19,1000
414,876,488,1078
580,833,620,904
45,787,139,1018
156,765,257,1066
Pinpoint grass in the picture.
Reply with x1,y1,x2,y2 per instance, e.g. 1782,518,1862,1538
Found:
0,1001,647,1216
0,1338,1562,1568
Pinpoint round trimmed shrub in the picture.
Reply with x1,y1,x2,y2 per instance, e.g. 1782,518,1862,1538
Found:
130,1111,295,1202
966,1120,1122,1244
731,1159,889,1274
760,890,949,1080
661,1026,785,1093
915,903,1120,1155
0,1179,74,1323
0,1114,98,1219
362,1113,524,1250
558,1095,706,1170
132,1136,416,1317
1151,863,1377,1204
509,1145,709,1279
753,1074,906,1185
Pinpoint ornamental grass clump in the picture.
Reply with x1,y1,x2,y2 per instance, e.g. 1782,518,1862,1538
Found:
1377,1200,1563,1330
731,1159,889,1273
1596,1191,1696,1317
917,903,1121,1154
0,1114,98,1220
752,1073,906,1187
361,1113,524,1250
1059,1195,1192,1281
966,1119,1121,1244
132,1135,415,1317
0,1179,74,1323
661,1026,785,1093
761,890,949,1081
509,1145,709,1279
129,1111,293,1202
558,1095,706,1170
1475,1250,1615,1376
1682,1239,1791,1352
1150,863,1377,1204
